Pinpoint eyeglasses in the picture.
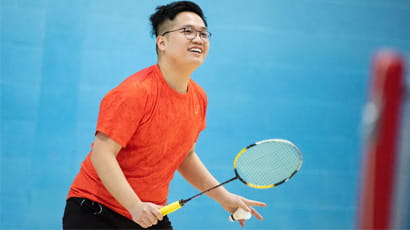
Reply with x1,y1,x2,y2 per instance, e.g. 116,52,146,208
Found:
161,27,212,41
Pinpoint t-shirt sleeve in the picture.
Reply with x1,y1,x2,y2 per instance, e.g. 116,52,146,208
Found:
200,94,207,132
96,86,146,147
195,87,207,142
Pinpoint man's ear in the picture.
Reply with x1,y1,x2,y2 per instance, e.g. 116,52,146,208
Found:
156,35,166,52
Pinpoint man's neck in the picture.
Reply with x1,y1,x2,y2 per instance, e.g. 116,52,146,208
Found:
157,60,196,94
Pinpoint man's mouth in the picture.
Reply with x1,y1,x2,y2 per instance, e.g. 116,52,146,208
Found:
189,48,202,54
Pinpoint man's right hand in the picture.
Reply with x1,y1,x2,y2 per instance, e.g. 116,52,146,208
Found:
129,202,164,228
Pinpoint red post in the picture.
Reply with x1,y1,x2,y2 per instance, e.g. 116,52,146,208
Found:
358,50,405,229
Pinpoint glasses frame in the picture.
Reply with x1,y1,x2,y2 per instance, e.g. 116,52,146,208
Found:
161,27,212,41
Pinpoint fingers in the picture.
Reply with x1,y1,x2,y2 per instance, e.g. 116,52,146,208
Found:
135,214,158,228
243,199,265,220
250,207,264,220
143,208,162,227
244,199,267,208
236,199,265,213
233,197,265,226
140,216,157,229
130,203,164,228
238,219,246,227
153,205,164,221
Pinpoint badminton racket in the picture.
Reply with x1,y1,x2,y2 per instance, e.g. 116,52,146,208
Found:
159,139,303,219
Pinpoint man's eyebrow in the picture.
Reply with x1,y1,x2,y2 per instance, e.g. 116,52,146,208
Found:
180,24,207,30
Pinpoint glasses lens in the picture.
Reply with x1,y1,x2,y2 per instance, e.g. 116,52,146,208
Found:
200,32,211,39
183,28,210,40
184,29,195,39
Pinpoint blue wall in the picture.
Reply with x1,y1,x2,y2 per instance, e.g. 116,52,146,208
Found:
1,0,409,229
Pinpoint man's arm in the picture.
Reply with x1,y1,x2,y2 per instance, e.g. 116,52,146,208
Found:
90,132,163,228
178,146,266,227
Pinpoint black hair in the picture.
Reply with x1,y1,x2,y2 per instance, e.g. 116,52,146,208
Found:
149,1,207,37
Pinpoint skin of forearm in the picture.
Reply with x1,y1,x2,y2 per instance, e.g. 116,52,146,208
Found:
90,133,142,212
178,151,231,203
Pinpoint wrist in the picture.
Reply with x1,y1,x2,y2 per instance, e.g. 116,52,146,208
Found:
126,199,143,213
212,188,232,204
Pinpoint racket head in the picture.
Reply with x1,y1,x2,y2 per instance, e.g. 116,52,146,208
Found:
233,139,302,189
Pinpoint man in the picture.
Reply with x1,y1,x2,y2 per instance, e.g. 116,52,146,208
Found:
63,1,266,229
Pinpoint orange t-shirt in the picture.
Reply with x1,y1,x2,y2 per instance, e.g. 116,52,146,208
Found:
67,65,207,219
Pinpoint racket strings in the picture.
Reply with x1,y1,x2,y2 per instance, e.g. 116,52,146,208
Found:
235,141,301,187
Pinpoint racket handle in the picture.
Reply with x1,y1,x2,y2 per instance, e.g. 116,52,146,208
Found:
160,200,183,216
228,208,252,222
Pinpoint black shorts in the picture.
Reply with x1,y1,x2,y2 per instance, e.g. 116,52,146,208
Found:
63,197,173,230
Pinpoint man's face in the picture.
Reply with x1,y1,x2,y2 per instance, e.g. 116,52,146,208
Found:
157,12,210,68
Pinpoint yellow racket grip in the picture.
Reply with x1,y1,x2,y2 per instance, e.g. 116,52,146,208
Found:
160,200,183,216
